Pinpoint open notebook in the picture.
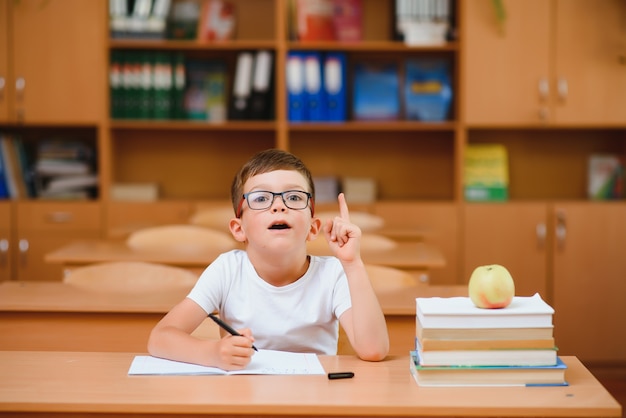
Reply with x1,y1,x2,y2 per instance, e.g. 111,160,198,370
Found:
128,349,326,375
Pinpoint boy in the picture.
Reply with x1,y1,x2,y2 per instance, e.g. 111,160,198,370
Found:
148,149,389,370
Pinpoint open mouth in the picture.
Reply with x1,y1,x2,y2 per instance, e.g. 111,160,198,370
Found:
269,223,290,230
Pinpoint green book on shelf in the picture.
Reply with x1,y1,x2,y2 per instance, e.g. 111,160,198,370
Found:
464,143,509,201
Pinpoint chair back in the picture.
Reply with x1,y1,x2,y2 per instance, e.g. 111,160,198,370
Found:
126,224,237,254
307,233,397,256
63,261,198,293
315,211,384,232
188,205,234,234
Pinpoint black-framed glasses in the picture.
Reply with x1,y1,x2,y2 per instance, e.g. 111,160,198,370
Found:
236,190,313,218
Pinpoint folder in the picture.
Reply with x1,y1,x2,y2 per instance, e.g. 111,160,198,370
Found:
229,51,254,120
249,50,274,120
323,52,347,122
286,51,305,122
303,51,325,121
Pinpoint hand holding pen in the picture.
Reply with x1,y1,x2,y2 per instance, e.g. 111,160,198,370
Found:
209,313,258,351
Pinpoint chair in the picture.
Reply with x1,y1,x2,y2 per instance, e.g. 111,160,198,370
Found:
63,261,198,293
125,224,237,254
315,211,385,232
188,205,234,234
307,233,397,256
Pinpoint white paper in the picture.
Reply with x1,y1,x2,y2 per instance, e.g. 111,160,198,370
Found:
128,349,326,375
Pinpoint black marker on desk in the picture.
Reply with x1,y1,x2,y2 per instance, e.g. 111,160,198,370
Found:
328,372,354,380
208,313,258,351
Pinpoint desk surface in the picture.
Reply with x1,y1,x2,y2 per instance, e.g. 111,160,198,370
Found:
0,352,620,417
45,239,446,271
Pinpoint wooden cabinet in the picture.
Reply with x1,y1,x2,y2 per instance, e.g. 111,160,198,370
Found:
462,203,549,298
551,202,626,363
105,201,196,238
0,0,106,123
463,0,626,125
13,202,102,281
0,202,11,281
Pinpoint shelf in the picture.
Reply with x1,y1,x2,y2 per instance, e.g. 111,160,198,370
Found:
109,120,277,131
288,121,457,132
109,39,278,51
286,41,459,52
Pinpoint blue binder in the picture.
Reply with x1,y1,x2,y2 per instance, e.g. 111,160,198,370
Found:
286,51,305,122
303,51,326,121
324,52,347,122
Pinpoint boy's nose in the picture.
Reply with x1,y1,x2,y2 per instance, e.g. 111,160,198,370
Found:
270,196,287,212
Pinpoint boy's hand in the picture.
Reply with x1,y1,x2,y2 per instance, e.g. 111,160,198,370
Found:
323,193,361,264
214,328,255,371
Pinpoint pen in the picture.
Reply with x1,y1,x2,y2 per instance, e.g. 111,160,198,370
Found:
208,313,258,351
328,372,354,380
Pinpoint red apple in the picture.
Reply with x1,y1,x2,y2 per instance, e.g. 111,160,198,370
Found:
468,264,515,309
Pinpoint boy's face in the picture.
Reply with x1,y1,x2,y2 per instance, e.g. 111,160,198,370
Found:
230,170,320,251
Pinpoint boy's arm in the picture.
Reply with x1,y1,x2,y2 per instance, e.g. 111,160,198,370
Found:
324,194,389,361
147,298,256,370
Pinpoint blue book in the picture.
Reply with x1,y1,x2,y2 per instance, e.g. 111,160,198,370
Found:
404,58,453,122
410,351,568,387
303,51,326,121
352,62,400,121
286,51,305,122
0,137,9,199
323,52,347,122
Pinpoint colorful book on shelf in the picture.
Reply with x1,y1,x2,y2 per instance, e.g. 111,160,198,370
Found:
416,293,554,329
197,0,236,41
409,351,568,387
464,143,509,202
332,0,363,42
587,154,624,200
296,0,336,41
352,61,400,121
414,338,558,367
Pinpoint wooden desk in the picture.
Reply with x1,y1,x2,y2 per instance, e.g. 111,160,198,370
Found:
0,351,620,417
0,281,466,355
46,239,446,282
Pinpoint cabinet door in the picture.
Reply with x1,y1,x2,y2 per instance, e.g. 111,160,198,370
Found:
553,0,626,124
10,0,106,123
463,0,551,124
0,0,9,121
552,202,626,363
15,201,102,281
463,203,548,298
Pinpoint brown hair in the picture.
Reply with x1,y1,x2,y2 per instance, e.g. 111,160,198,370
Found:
231,149,315,216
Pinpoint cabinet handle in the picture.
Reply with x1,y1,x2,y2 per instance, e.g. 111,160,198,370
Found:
46,211,74,224
18,239,29,266
0,77,5,99
557,78,568,102
0,239,8,267
555,210,567,250
15,77,25,100
536,223,546,248
538,78,549,102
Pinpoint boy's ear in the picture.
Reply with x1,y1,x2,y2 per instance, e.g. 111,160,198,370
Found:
229,218,247,243
306,217,323,242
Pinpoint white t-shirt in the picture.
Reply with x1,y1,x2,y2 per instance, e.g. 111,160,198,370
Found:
187,249,352,355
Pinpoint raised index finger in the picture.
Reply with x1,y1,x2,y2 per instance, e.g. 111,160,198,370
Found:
338,192,350,221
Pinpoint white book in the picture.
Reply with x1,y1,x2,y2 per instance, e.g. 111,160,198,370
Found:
416,293,554,329
128,349,325,376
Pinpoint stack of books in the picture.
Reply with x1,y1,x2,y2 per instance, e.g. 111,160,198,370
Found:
410,293,568,387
